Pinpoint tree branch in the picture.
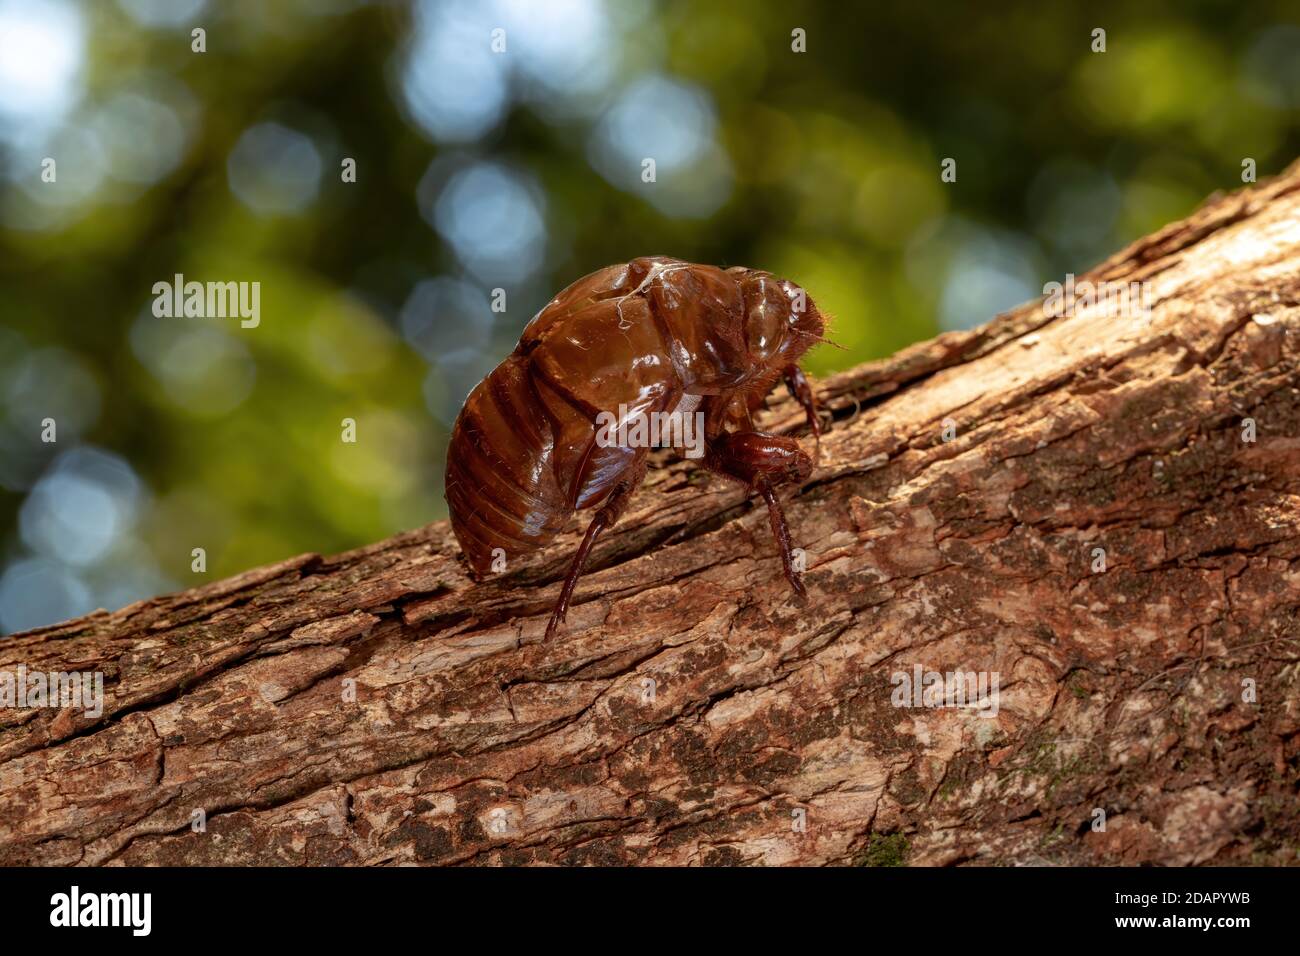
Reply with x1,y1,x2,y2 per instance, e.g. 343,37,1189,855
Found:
4,164,1300,866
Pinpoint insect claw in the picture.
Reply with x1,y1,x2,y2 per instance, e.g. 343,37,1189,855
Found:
544,607,565,642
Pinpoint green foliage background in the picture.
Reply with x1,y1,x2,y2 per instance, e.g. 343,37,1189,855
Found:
1,0,1297,631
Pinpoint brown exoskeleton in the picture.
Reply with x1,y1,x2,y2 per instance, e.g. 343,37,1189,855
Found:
445,257,825,638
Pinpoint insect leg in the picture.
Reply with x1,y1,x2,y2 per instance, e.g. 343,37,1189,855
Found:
545,461,647,641
781,364,821,463
705,430,813,488
703,430,812,597
757,476,806,599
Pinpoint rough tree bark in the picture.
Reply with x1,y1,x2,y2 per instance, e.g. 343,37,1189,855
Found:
4,165,1300,868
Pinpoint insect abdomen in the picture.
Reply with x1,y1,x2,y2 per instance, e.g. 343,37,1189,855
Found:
444,355,572,576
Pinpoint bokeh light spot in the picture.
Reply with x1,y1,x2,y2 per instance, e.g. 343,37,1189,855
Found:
227,121,323,215
431,162,547,284
0,558,92,634
0,0,84,144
